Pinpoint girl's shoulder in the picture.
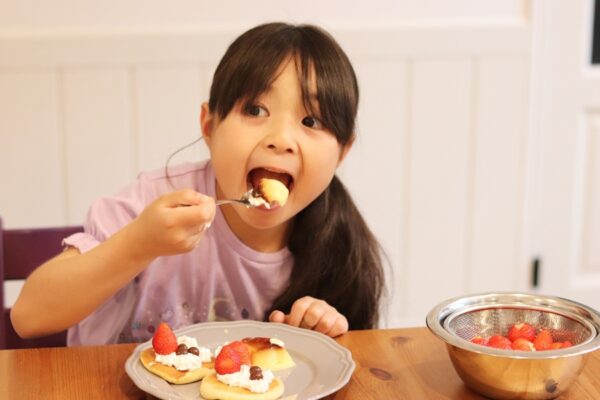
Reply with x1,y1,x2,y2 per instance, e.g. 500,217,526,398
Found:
139,160,210,181
133,160,213,194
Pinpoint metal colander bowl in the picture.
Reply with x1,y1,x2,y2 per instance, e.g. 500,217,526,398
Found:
426,292,600,400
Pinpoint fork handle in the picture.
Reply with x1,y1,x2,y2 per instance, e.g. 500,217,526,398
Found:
215,199,246,206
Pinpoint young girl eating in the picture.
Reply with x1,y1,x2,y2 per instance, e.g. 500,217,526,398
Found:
11,22,385,345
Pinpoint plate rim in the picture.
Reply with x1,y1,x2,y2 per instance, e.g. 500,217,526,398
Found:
125,320,356,400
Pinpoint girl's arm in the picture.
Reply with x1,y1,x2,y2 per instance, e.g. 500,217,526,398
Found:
268,296,349,337
11,189,215,339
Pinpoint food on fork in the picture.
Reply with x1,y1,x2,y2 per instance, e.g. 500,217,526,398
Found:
200,341,285,400
140,322,214,384
257,178,289,207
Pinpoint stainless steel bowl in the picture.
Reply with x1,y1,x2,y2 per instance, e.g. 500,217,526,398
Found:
426,292,600,400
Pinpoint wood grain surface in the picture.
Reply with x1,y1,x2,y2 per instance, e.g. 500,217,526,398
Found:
1,327,599,399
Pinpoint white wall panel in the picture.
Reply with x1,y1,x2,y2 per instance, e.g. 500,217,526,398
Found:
63,68,133,224
0,71,65,228
134,66,205,174
340,60,408,327
468,57,528,292
405,58,472,324
582,114,600,273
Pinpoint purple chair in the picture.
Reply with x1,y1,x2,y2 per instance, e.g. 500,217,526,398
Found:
0,217,82,349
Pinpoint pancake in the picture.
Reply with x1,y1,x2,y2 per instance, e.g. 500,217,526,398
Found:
242,337,295,371
139,347,214,384
258,179,289,206
199,372,284,400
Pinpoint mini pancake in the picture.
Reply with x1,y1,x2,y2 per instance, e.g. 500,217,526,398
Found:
139,347,214,384
199,373,284,400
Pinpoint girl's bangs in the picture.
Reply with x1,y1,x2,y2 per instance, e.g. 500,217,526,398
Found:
209,23,358,144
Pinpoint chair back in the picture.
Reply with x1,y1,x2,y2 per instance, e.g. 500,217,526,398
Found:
0,217,82,349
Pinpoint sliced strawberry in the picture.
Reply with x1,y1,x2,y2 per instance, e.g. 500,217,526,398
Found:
215,345,242,375
511,338,535,351
508,323,536,342
228,340,251,365
470,336,488,346
487,335,512,350
152,322,178,355
561,340,573,348
533,329,553,350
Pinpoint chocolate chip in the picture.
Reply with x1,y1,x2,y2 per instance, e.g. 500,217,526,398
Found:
249,366,263,380
176,344,188,355
188,347,200,356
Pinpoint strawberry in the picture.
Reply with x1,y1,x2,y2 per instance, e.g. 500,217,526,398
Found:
549,340,572,350
470,336,488,346
487,335,512,350
511,338,535,351
533,329,553,351
228,340,252,365
508,323,536,342
215,345,242,375
152,322,178,355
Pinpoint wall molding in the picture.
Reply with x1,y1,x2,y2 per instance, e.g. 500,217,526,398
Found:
0,24,530,68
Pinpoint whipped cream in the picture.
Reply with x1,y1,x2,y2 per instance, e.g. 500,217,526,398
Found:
154,335,211,371
217,364,274,393
247,194,271,209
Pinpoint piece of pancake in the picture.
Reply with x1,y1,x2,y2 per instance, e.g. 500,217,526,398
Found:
199,372,284,400
139,347,214,384
242,337,295,371
257,179,289,206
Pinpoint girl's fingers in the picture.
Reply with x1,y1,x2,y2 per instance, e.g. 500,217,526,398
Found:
168,197,215,230
161,189,210,208
272,297,349,337
326,315,349,337
299,300,329,329
268,310,286,323
285,296,315,328
313,308,341,334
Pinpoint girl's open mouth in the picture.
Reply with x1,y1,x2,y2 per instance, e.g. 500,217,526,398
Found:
247,168,293,208
248,168,293,193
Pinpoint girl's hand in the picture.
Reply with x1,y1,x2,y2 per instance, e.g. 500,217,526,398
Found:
126,189,215,261
268,296,349,337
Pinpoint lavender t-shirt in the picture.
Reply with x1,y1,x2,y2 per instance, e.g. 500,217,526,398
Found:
64,160,293,346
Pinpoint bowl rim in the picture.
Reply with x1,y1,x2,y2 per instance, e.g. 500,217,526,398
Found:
426,291,600,359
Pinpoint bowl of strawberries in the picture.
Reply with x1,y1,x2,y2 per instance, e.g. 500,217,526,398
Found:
426,292,600,400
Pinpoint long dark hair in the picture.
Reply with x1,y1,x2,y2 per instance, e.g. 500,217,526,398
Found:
209,23,384,329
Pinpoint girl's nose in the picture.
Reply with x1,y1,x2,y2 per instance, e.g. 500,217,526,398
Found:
262,123,298,155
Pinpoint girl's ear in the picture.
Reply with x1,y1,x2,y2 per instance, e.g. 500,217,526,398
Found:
200,102,214,145
337,134,355,166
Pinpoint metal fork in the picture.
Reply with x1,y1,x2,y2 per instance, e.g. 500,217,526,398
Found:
215,188,263,207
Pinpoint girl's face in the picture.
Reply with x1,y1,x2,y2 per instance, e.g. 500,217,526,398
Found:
201,58,352,250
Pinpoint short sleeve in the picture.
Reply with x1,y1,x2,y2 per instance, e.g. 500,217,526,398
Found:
63,177,150,253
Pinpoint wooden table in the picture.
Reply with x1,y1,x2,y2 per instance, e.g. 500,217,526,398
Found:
1,327,600,399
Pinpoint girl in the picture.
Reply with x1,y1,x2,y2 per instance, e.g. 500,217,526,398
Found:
11,22,385,345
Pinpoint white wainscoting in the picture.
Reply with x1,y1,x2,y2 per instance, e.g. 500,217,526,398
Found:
0,23,532,327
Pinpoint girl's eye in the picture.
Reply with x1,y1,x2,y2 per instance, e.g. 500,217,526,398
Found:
244,104,268,117
301,116,323,129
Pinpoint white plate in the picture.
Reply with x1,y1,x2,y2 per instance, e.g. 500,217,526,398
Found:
125,320,355,400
